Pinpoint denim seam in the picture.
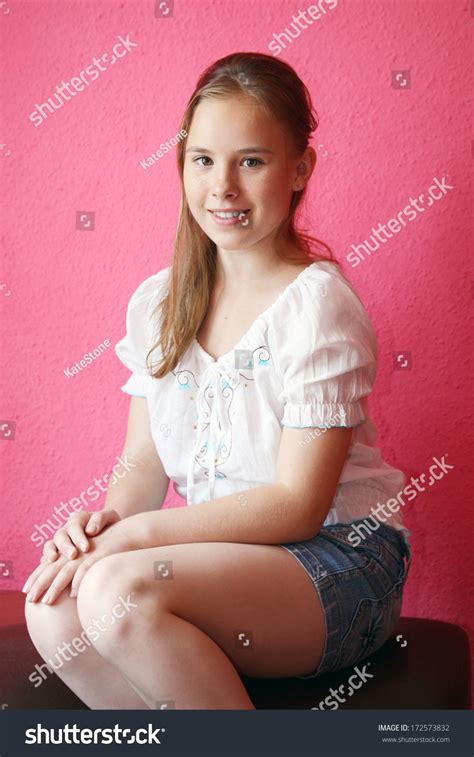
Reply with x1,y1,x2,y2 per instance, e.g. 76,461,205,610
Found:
323,529,384,559
336,585,404,671
280,544,341,678
372,523,410,563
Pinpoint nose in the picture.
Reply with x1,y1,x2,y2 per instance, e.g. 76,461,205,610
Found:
211,163,239,200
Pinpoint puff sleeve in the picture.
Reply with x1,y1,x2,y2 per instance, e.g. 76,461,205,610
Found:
114,267,170,397
277,270,378,428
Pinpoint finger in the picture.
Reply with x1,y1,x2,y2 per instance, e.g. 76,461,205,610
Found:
53,529,80,560
66,518,91,553
52,513,90,558
25,559,67,602
42,540,59,562
25,559,64,600
41,560,79,605
84,512,102,535
22,558,55,593
85,509,120,536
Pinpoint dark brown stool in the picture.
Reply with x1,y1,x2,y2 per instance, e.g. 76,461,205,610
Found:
0,590,470,709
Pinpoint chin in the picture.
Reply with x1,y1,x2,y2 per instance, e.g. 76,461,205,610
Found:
204,226,255,245
208,237,254,252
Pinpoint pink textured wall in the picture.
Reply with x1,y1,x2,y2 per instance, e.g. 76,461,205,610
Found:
1,0,472,700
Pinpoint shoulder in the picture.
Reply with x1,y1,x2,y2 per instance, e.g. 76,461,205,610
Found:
115,267,171,374
280,261,375,331
301,261,370,313
121,265,171,341
267,263,378,377
124,266,171,313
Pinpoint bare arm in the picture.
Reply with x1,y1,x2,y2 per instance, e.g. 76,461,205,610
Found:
34,424,355,600
104,396,170,519
104,424,354,548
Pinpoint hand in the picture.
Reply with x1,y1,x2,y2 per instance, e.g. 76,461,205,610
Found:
23,552,85,604
24,522,136,605
42,509,121,562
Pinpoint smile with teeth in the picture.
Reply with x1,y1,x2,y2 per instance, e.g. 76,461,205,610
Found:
211,210,249,218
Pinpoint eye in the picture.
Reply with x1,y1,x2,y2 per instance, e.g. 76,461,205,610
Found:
242,157,264,168
193,156,213,166
191,156,264,168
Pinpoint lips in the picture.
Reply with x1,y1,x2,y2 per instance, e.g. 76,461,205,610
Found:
208,209,251,227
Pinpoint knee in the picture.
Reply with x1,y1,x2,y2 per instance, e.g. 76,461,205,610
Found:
25,591,77,653
76,552,171,655
76,554,125,622
76,554,148,651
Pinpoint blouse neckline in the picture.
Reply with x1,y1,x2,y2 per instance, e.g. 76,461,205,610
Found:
193,261,325,364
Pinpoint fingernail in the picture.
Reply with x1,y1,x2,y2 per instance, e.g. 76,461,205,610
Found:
26,592,36,602
66,548,76,558
87,524,98,534
70,588,77,598
79,541,88,551
41,594,51,604
22,582,30,593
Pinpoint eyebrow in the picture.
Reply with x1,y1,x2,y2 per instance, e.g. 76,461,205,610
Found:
185,146,274,154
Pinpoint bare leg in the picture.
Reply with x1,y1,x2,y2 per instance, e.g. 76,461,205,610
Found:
76,541,326,710
25,591,151,709
78,601,255,710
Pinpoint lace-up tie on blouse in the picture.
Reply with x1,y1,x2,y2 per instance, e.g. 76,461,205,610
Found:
187,360,241,506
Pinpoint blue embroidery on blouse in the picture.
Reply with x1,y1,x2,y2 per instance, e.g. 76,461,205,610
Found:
172,345,272,484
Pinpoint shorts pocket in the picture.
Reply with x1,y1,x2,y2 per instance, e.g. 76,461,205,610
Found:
367,524,408,565
322,523,384,561
336,584,403,671
374,529,412,587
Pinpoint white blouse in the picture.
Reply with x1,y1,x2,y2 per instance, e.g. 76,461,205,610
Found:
115,261,410,538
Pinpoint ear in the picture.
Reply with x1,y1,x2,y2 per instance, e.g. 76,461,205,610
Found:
292,146,317,191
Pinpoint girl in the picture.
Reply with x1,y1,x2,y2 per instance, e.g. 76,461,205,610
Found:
24,52,411,710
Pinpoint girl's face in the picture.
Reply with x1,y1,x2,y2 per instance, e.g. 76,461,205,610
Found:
183,95,314,256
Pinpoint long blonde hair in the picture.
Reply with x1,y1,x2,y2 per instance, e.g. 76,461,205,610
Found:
147,52,339,378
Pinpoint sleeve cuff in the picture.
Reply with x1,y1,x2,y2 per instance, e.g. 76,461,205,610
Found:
120,372,149,398
281,400,366,429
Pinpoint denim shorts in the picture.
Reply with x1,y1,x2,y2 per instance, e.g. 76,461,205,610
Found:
279,519,412,678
